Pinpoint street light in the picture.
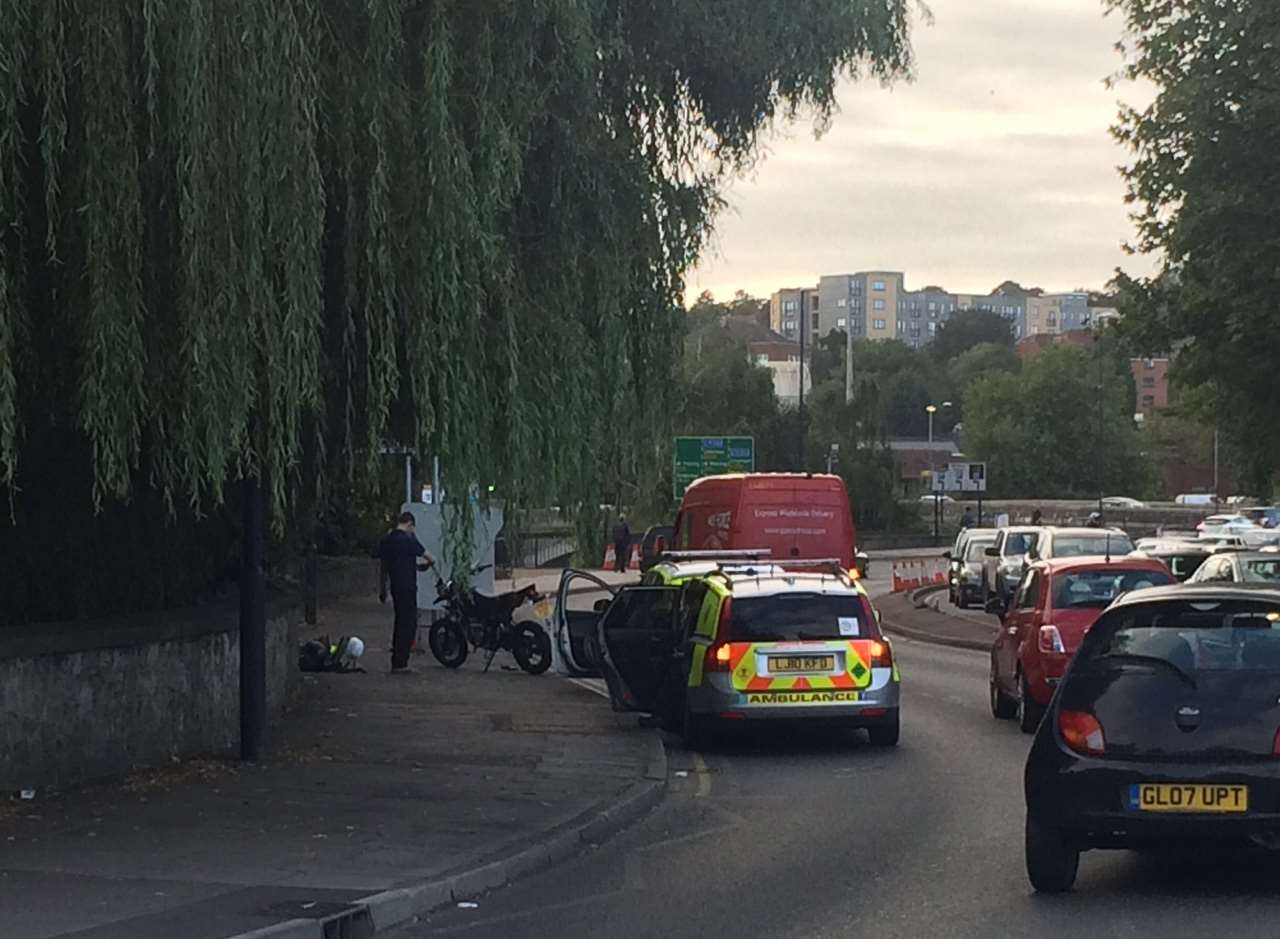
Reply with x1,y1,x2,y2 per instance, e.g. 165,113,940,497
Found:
927,401,954,542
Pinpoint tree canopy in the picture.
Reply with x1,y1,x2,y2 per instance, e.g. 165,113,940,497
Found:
0,1,917,623
930,309,1014,363
1108,0,1280,493
962,343,1152,498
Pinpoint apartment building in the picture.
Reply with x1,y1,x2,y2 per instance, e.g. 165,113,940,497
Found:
769,286,820,344
773,272,1094,349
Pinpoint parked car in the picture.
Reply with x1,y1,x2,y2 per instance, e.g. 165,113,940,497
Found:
991,557,1173,733
1024,585,1280,892
1128,541,1211,582
1187,551,1280,585
1101,496,1147,509
1030,526,1135,562
1175,493,1218,506
982,526,1044,609
920,493,956,504
947,528,997,608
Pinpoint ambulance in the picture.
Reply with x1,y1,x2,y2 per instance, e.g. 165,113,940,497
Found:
554,557,900,747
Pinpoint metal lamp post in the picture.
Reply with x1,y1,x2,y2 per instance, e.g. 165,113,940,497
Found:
927,401,953,542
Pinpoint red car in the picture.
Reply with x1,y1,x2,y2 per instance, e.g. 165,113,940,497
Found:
989,556,1174,733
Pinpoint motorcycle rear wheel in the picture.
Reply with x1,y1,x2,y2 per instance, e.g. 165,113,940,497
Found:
429,619,469,668
512,622,552,675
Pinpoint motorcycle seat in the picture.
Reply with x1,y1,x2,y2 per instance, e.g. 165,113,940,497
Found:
469,585,537,619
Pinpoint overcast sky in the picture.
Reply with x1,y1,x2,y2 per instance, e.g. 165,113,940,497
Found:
689,0,1157,302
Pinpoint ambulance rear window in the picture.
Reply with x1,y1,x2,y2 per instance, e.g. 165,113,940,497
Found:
729,593,876,642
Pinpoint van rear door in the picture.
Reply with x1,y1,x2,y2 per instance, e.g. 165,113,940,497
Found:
741,477,852,566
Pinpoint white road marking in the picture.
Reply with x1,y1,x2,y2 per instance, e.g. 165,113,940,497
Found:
569,677,610,699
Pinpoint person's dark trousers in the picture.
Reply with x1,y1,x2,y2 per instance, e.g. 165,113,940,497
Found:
391,588,418,669
614,542,628,574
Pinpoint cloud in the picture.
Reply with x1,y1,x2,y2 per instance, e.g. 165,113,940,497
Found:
689,0,1157,302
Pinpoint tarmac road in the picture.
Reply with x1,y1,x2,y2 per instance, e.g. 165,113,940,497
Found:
403,633,1280,938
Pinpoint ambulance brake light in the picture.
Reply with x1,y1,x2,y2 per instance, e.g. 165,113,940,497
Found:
706,642,732,672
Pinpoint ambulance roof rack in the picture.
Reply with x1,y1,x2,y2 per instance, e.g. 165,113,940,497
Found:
656,549,772,563
709,558,857,589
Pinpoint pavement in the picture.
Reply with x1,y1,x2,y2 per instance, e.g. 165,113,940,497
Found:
0,594,664,939
401,614,1280,939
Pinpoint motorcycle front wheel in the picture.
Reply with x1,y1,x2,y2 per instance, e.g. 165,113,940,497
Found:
429,619,469,668
512,622,552,675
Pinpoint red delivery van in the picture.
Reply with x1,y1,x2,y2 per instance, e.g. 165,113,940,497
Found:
672,474,860,568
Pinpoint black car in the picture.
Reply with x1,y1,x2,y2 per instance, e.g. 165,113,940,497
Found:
1024,584,1280,892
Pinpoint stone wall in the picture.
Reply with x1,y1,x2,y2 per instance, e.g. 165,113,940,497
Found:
0,557,376,792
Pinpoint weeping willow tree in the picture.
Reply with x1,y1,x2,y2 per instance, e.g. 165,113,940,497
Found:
0,0,915,624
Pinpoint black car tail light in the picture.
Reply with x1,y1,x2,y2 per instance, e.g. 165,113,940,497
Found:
1059,709,1106,756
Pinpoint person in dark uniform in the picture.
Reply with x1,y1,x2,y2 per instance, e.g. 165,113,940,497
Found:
612,514,631,574
376,512,434,673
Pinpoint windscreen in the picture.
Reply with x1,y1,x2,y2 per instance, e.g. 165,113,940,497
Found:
1051,568,1172,609
1051,534,1135,557
1243,559,1280,582
1005,532,1038,555
1079,600,1280,673
965,538,996,561
729,593,875,642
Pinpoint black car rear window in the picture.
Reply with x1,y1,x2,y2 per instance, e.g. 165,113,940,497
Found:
729,593,876,642
1078,600,1280,674
1051,568,1173,609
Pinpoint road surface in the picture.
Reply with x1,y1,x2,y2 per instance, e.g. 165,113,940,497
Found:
402,628,1280,938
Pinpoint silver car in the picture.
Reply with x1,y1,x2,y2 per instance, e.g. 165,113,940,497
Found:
982,526,1043,608
948,528,996,608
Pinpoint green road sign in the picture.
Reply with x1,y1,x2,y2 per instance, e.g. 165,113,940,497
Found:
674,436,755,499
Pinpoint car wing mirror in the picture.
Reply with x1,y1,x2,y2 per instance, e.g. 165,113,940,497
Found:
943,551,952,560
593,598,610,613
984,547,999,558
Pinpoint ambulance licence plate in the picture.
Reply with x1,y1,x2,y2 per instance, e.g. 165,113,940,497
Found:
1130,783,1248,814
770,655,834,674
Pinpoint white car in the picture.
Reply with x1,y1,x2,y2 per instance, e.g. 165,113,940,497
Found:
1196,516,1278,548
1102,496,1147,509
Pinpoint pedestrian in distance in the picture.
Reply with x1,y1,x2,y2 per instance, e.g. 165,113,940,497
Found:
375,511,435,674
961,506,975,529
612,513,631,574
1030,509,1043,526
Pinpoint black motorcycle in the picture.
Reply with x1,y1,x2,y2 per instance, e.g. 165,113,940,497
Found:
427,564,552,674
